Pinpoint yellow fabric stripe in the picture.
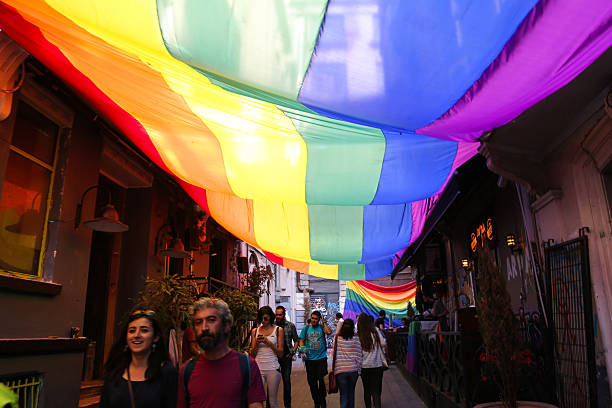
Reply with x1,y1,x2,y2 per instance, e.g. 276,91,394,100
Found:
253,200,311,262
308,263,339,280
45,0,308,203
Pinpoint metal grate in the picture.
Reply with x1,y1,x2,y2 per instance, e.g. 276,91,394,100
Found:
0,373,43,408
546,236,597,408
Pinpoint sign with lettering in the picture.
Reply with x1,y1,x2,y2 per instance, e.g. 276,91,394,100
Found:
470,217,495,253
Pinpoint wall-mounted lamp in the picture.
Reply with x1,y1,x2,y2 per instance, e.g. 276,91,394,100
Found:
74,185,129,232
155,224,190,259
505,234,522,253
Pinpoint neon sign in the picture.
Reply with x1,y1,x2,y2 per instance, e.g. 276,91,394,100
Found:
470,217,494,253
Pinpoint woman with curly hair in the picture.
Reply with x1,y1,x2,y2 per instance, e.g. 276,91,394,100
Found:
100,309,177,408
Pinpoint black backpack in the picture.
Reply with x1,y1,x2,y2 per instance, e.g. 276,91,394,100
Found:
181,352,251,407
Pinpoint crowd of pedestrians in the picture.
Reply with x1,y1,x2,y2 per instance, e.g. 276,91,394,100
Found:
99,298,389,408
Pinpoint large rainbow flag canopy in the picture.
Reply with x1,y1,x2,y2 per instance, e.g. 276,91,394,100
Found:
344,280,416,327
2,1,610,280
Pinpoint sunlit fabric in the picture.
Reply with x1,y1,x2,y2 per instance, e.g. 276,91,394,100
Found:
2,0,610,279
344,281,416,327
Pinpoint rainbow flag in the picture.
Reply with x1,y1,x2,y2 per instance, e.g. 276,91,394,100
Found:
2,1,610,279
344,280,416,327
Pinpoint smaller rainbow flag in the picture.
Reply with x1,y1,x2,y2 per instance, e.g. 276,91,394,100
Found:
344,280,416,327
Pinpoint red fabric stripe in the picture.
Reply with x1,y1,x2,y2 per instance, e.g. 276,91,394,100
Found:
0,3,169,173
356,280,416,293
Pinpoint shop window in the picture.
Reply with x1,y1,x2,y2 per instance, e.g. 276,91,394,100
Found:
0,102,59,278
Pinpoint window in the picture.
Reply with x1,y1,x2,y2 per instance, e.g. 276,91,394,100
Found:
0,372,43,408
0,101,59,278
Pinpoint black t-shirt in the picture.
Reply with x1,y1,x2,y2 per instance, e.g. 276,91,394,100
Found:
100,363,178,408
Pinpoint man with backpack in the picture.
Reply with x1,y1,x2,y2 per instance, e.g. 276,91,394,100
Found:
298,310,332,408
178,297,266,408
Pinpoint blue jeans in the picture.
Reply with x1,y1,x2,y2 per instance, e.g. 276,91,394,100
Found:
336,371,359,408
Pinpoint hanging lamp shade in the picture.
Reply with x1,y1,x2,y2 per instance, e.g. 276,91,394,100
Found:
160,238,190,259
3,1,610,279
83,204,129,233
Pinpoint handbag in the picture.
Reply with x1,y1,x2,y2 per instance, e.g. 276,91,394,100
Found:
375,330,389,371
328,335,338,394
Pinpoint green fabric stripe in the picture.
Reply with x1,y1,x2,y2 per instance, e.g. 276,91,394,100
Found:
308,205,363,263
338,264,366,281
157,0,328,100
282,107,386,205
203,70,316,114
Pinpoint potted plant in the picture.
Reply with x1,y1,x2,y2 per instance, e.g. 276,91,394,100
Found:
215,287,258,350
134,274,197,364
475,250,556,408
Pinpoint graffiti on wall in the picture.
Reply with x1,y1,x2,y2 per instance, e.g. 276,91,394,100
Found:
310,295,339,348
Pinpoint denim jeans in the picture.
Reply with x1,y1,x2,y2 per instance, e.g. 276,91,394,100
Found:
278,356,293,407
336,371,359,408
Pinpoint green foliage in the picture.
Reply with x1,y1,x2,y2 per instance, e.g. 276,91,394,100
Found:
215,287,257,350
245,265,275,297
134,275,197,362
477,250,521,408
406,301,415,321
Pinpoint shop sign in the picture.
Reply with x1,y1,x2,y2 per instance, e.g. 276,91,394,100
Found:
470,217,494,253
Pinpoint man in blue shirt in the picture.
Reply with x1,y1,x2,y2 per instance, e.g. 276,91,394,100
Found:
298,311,332,408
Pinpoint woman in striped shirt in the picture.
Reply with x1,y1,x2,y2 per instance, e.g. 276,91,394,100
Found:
332,318,362,408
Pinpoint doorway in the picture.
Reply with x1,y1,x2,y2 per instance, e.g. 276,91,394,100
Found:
82,175,125,379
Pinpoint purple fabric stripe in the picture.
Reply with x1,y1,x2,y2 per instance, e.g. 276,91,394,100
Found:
417,0,612,142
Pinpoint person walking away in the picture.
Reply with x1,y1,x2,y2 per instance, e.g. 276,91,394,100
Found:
333,319,362,408
298,311,332,408
177,298,266,408
334,313,344,335
182,324,201,364
250,306,284,408
358,312,387,408
275,306,299,408
374,310,386,331
100,309,177,408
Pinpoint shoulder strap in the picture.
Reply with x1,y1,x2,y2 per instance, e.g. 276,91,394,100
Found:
181,356,198,407
332,335,338,371
238,352,251,408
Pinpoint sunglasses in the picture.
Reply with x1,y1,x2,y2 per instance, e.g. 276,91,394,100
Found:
131,309,155,316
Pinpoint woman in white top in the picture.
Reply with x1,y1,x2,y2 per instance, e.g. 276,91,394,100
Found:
250,306,284,408
357,313,387,408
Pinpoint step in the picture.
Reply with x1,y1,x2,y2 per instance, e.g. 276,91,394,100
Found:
78,395,100,408
79,380,103,400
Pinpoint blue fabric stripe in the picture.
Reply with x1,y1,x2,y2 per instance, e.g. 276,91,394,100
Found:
299,0,538,130
361,204,412,262
371,131,457,204
365,258,394,280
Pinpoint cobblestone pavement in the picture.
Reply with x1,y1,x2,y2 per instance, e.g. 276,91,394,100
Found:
274,356,426,408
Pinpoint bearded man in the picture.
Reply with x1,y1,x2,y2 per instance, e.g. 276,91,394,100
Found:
177,297,266,408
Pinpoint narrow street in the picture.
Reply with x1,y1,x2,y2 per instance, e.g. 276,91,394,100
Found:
279,356,425,408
